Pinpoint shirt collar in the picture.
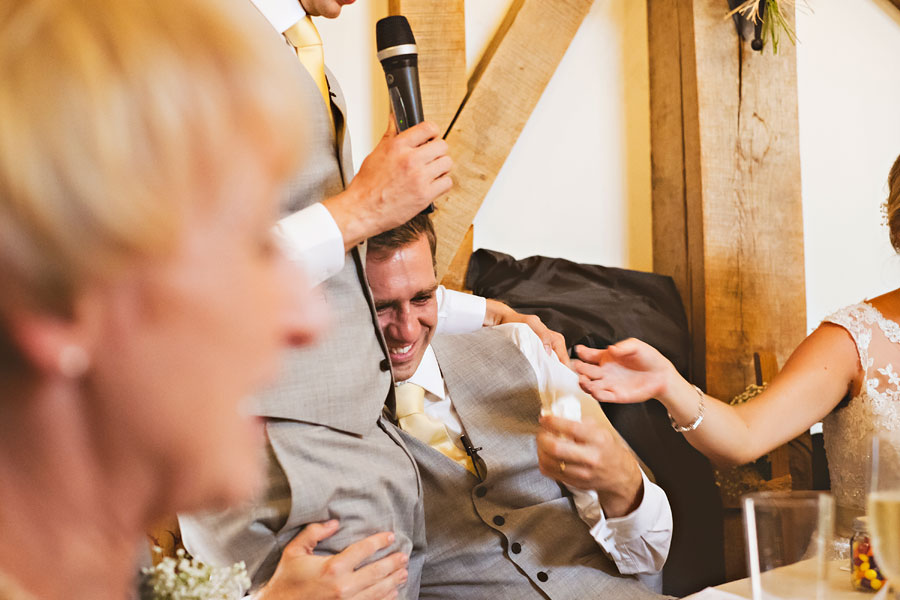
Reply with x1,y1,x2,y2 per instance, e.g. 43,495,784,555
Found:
249,0,306,34
400,345,445,401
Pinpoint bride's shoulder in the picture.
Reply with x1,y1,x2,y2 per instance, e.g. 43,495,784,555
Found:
866,290,900,324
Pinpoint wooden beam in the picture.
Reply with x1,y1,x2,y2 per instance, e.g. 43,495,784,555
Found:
433,0,593,279
890,0,900,13
388,0,468,282
147,516,183,561
441,225,474,292
647,0,696,348
388,0,466,135
647,0,806,399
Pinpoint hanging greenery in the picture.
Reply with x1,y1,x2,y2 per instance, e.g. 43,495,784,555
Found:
727,0,805,54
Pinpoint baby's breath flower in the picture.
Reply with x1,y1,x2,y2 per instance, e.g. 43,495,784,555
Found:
140,547,251,600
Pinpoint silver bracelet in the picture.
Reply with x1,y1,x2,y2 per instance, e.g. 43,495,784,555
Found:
668,384,705,432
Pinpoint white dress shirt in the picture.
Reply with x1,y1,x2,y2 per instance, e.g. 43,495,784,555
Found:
249,0,305,34
402,323,673,576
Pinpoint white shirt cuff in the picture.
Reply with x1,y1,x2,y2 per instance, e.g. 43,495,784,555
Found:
275,203,345,288
249,0,306,33
570,470,673,575
435,287,487,334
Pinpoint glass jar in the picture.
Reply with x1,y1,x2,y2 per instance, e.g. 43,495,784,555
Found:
851,516,887,592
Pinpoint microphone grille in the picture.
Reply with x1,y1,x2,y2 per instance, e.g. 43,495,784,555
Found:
376,15,415,51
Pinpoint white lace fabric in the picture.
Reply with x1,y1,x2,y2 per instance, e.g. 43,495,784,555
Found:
822,302,900,513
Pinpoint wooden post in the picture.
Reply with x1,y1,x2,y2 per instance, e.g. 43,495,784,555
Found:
387,0,467,135
388,0,470,287
647,0,806,398
441,225,474,292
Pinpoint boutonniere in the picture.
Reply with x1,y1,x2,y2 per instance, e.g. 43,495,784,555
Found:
139,548,251,600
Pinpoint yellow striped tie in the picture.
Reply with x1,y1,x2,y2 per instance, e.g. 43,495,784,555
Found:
395,383,476,476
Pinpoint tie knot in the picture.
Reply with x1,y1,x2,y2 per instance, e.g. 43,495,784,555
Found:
394,383,426,419
284,15,322,49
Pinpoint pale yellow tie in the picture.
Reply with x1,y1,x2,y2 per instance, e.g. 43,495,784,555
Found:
283,16,332,118
395,383,476,476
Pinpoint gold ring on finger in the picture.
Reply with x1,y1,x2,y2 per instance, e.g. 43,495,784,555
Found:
560,460,566,473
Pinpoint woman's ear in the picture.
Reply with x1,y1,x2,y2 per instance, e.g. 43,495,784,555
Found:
8,290,104,379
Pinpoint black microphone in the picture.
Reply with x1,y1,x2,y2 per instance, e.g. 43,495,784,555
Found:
376,15,434,215
376,15,424,132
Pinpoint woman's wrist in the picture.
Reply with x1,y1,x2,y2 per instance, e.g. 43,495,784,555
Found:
660,368,702,426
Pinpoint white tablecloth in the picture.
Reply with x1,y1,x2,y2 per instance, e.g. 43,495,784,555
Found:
684,559,873,599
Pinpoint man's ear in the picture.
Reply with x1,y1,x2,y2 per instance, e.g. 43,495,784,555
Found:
8,290,104,379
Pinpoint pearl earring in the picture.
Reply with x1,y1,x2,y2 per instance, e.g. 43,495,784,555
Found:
58,345,90,378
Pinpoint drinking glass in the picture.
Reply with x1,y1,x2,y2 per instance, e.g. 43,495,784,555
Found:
868,433,900,596
743,490,835,600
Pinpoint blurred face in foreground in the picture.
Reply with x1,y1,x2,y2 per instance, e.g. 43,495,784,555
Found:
85,151,323,512
0,0,322,520
367,235,439,382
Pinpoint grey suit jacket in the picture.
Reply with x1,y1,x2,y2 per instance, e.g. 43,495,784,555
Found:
179,45,425,598
401,329,666,599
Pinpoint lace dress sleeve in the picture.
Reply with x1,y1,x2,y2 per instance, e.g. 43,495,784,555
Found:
822,302,875,379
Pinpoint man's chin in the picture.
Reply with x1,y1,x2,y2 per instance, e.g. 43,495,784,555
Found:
391,363,415,382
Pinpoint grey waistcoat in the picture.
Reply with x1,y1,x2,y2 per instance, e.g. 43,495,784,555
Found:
257,67,393,435
402,329,663,600
180,58,424,599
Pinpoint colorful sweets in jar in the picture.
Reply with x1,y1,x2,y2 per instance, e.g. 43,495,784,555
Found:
852,516,886,592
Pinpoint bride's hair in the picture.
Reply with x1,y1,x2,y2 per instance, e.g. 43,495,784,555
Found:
888,154,900,253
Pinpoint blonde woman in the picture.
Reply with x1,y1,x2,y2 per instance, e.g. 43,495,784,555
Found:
571,153,900,537
0,0,405,598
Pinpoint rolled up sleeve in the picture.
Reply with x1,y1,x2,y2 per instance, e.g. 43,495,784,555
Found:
435,286,487,334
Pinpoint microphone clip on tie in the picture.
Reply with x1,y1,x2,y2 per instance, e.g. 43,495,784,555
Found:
460,434,485,480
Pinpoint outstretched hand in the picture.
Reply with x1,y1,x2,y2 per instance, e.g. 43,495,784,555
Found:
572,338,673,404
257,520,408,600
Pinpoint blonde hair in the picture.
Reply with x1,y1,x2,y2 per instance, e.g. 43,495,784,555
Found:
888,154,900,253
0,0,305,332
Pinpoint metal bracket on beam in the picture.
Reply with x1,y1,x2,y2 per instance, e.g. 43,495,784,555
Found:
727,0,766,51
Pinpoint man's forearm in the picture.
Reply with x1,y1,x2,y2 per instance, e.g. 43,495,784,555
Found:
595,457,643,518
572,472,673,575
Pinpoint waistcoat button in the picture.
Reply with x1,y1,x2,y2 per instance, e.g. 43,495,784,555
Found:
537,571,549,582
475,486,487,498
511,542,522,554
380,358,391,371
492,515,505,527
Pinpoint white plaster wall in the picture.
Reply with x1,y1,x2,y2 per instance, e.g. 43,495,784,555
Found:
466,0,652,271
318,0,652,272
797,0,900,330
318,0,900,329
